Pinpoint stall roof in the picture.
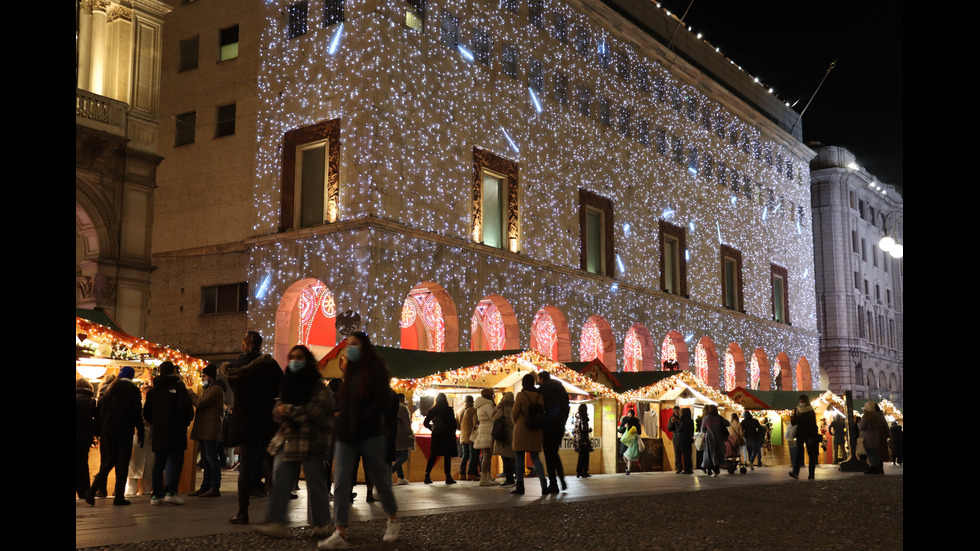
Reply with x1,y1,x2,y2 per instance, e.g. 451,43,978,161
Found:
611,371,678,392
728,389,827,410
375,347,523,379
76,308,125,333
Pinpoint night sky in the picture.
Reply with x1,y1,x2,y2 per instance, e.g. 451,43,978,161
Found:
656,1,904,195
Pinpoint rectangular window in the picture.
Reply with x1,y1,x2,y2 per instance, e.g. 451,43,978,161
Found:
280,120,340,231
179,36,199,71
201,282,248,315
618,107,630,137
529,58,544,93
873,244,879,267
672,136,684,164
473,148,519,252
175,111,196,146
851,230,859,254
553,71,567,105
441,10,459,48
575,27,590,56
720,245,743,311
580,189,614,277
502,43,518,78
406,0,425,31
599,98,611,126
502,0,518,14
771,264,789,324
636,65,648,91
324,0,344,27
577,84,591,117
597,39,611,68
687,147,698,174
473,29,492,66
215,103,236,137
616,51,630,81
637,119,649,146
660,221,687,296
857,306,865,338
288,2,309,39
219,25,239,61
656,128,667,155
553,13,567,42
861,238,867,262
528,0,544,29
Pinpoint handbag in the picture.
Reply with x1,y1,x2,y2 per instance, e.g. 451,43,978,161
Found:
491,416,510,444
694,431,705,451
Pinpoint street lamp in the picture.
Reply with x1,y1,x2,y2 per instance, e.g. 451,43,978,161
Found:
878,211,903,259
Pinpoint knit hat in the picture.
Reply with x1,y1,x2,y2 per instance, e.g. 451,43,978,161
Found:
202,364,218,380
118,366,135,380
863,401,876,413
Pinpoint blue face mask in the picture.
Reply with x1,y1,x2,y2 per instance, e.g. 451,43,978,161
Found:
288,360,304,373
346,346,361,363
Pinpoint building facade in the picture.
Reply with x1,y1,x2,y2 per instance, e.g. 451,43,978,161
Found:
810,145,903,405
76,0,170,336
149,0,820,392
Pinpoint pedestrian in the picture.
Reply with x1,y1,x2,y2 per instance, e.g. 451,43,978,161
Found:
473,388,499,486
829,414,847,463
392,393,415,485
729,412,747,464
858,401,885,474
456,395,479,481
618,408,641,474
257,345,334,539
86,366,144,506
511,373,548,495
222,331,283,524
789,395,819,479
667,406,694,474
143,361,195,505
740,411,762,470
491,391,516,487
573,403,593,478
319,332,399,549
76,378,98,500
189,364,224,497
538,371,569,493
699,404,729,477
889,421,903,465
422,393,458,484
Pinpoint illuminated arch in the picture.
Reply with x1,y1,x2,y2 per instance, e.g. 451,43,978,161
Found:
660,330,690,371
623,324,656,372
796,356,812,390
530,305,572,361
751,348,770,390
471,294,519,351
400,282,458,352
695,337,720,388
274,278,338,367
776,352,792,391
723,343,746,391
579,315,615,369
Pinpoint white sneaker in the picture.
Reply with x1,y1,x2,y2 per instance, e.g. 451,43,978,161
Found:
163,494,185,505
318,530,348,550
397,478,409,485
150,496,163,506
383,519,399,542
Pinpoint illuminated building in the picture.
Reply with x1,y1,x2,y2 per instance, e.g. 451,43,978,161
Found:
147,0,820,392
810,144,903,405
76,0,170,336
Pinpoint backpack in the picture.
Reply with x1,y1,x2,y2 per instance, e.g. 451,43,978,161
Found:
524,392,545,429
491,416,510,444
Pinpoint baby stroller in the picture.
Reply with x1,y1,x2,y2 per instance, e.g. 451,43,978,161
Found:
724,433,748,474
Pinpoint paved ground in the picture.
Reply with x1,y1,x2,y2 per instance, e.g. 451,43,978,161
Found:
76,463,903,550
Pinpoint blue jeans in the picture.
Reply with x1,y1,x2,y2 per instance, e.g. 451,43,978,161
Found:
152,449,184,498
332,435,397,526
460,443,479,476
199,440,221,490
392,449,410,479
515,451,546,491
266,453,331,527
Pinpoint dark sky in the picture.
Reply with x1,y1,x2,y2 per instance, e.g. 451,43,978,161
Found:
657,1,903,195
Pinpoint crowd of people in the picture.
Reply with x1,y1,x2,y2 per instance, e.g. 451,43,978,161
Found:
77,332,902,548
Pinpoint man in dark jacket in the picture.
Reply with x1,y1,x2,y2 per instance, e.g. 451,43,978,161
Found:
86,366,144,506
538,371,569,493
741,411,763,470
667,407,695,474
221,331,283,524
143,361,195,504
789,395,819,479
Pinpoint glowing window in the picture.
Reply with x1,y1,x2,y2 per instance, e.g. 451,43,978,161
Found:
471,298,505,351
218,25,239,61
400,287,446,352
749,355,760,390
623,327,642,372
695,341,709,383
531,309,558,360
579,318,603,362
297,282,336,347
723,350,736,391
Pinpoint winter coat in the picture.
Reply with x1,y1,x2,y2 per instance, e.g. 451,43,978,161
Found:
472,396,495,450
790,405,818,441
699,412,729,469
143,375,195,452
573,412,593,453
333,356,391,444
267,381,335,462
667,410,694,444
98,378,144,442
222,352,283,445
424,404,458,457
512,389,545,453
741,414,762,445
858,411,882,449
190,384,224,441
492,397,515,457
458,404,477,444
395,403,415,451
76,387,98,444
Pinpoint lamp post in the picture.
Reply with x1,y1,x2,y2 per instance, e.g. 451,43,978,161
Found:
878,211,903,259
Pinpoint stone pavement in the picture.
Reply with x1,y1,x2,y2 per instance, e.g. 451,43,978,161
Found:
76,463,903,549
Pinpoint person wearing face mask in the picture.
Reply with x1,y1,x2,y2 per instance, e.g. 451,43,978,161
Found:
789,395,819,480
189,364,224,497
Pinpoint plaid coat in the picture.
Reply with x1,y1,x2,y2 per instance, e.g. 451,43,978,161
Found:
267,382,335,462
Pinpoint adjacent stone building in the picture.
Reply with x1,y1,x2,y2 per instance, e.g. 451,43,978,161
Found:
148,0,820,392
76,0,170,336
810,144,903,405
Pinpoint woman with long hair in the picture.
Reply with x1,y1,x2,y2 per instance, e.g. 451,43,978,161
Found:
422,393,458,484
573,403,593,478
257,345,333,538
511,373,548,495
319,333,399,549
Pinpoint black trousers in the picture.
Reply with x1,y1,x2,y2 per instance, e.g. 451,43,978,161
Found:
90,436,132,500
